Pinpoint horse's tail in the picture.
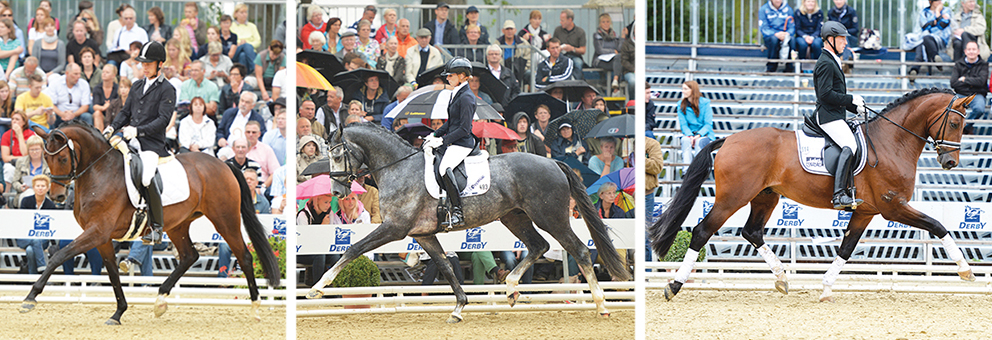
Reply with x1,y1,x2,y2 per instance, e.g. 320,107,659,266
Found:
555,161,631,282
649,138,725,259
226,162,281,288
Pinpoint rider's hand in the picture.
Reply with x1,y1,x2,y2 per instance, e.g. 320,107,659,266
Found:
423,135,443,149
102,126,114,139
852,94,866,113
122,126,137,140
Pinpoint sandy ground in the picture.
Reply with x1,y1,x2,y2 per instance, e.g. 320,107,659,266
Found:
647,289,992,339
1,295,285,339
298,310,634,340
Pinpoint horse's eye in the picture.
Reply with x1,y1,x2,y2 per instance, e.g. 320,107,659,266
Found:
951,122,960,129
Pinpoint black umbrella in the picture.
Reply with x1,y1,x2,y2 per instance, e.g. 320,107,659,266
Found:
301,157,330,176
587,114,636,138
545,109,610,142
385,89,503,121
557,155,599,189
543,79,600,107
415,65,445,88
505,92,568,124
470,62,509,107
332,68,400,102
297,50,346,83
395,122,434,144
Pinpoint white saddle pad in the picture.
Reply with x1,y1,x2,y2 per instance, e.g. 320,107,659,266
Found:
123,156,191,208
795,126,868,176
423,151,492,199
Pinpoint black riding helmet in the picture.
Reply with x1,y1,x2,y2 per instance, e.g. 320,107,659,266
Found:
440,57,472,77
821,21,850,40
135,41,167,63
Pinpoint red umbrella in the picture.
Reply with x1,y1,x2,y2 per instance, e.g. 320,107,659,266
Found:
472,121,519,140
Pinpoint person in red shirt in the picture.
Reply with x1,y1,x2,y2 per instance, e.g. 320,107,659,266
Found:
1,110,36,163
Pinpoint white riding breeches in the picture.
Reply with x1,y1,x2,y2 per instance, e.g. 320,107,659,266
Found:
818,113,858,152
438,145,472,174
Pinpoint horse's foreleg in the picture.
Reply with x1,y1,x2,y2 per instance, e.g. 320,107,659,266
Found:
499,211,550,307
414,235,468,323
888,205,975,281
96,241,127,325
21,228,107,313
307,223,408,299
741,192,787,294
156,224,198,318
820,212,873,302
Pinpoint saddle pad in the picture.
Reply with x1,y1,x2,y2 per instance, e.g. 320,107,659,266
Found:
423,152,491,199
124,156,191,208
795,126,868,176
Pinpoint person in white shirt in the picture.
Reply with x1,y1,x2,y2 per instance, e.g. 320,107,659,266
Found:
178,96,216,156
47,63,92,127
107,7,148,66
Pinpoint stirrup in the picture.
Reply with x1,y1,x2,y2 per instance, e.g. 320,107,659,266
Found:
142,224,163,245
832,191,862,210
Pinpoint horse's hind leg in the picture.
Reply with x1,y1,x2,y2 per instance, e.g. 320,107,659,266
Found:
819,211,873,302
415,235,468,323
666,195,751,301
740,190,789,294
499,210,550,307
530,213,611,316
155,221,199,318
209,214,263,321
21,227,108,313
97,240,127,325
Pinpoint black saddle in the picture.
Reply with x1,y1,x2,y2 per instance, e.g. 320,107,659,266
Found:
433,145,484,196
801,115,864,177
128,152,163,196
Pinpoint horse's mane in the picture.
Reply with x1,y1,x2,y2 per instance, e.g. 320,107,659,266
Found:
871,87,954,122
342,122,420,152
58,119,106,141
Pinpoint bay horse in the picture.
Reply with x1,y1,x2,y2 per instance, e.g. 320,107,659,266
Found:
19,122,280,325
306,123,631,323
650,88,977,302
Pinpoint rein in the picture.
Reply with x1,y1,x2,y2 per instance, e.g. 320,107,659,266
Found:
859,96,964,167
44,129,119,188
327,141,419,186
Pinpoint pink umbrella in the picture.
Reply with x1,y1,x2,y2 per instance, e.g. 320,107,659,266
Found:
297,174,366,199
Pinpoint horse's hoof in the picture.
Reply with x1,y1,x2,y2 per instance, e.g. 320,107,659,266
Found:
819,295,835,303
775,280,789,295
18,301,35,313
507,291,520,307
306,289,324,299
959,270,977,282
600,312,611,318
153,295,168,318
104,319,121,326
663,282,682,301
446,314,463,324
251,300,262,322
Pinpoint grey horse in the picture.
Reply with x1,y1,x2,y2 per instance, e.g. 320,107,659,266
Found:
305,122,631,323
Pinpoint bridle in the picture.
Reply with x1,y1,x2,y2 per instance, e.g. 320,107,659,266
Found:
861,95,965,166
43,128,118,188
326,141,418,188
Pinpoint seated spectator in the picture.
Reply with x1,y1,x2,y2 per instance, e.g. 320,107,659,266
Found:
297,116,328,156
375,9,399,44
0,82,12,136
354,175,381,223
951,0,988,62
379,85,412,131
909,0,952,80
376,37,406,85
32,18,65,76
677,80,714,165
47,64,92,127
78,8,103,47
101,77,131,130
405,28,444,84
593,13,622,93
217,16,255,76
353,75,390,123
179,2,208,49
575,88,598,111
342,52,367,71
17,174,55,274
78,47,102,90
356,20,380,68
66,20,102,66
194,26,220,60
621,23,635,97
0,18,22,81
0,9,26,61
163,38,192,82
216,167,269,278
458,24,486,63
299,99,326,139
26,7,50,54
793,0,824,61
425,3,458,47
350,5,378,35
535,38,573,89
27,1,58,35
319,86,346,135
216,91,264,149
952,41,988,134
218,63,250,113
530,104,553,153
106,7,147,66
430,118,445,131
297,193,336,286
494,23,526,98
468,76,492,104
119,41,144,82
518,10,550,51
549,120,588,163
395,19,416,58
594,96,608,113
828,0,859,62
201,42,233,88
143,6,172,44
554,10,587,80
8,57,45,98
244,121,279,185
11,134,46,199
325,17,343,54
588,137,622,176
225,137,262,172
307,31,327,52
502,111,544,155
262,106,287,165
300,6,326,51
595,182,630,219
254,40,285,102
178,96,216,155
760,0,795,73
471,251,509,285
336,192,370,224
459,6,490,45
335,30,358,60
16,74,54,130
346,100,374,124
105,4,129,53
179,60,219,117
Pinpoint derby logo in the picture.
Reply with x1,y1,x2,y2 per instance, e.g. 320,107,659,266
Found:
698,201,714,223
407,238,422,251
330,227,355,252
29,213,56,237
833,210,852,227
271,218,286,236
961,206,986,230
588,226,616,247
461,227,487,250
776,202,803,226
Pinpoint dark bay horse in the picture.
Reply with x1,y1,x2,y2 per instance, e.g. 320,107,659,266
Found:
650,88,977,302
19,122,280,325
306,123,631,323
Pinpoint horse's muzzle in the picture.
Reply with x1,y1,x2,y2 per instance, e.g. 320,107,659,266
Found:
939,153,958,170
53,194,67,204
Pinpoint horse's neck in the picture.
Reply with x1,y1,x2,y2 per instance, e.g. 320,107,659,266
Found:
351,134,419,170
865,105,930,159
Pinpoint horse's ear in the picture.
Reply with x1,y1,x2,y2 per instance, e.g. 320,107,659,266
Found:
333,124,343,143
31,126,48,140
956,94,976,108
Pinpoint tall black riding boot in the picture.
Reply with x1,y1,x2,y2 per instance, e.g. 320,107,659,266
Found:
831,147,863,209
440,168,465,229
141,180,165,245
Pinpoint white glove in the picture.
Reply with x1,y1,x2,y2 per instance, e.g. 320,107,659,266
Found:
852,94,866,114
122,126,137,140
102,126,114,139
423,135,443,149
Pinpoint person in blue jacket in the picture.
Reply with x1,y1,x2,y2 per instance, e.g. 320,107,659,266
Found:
760,0,795,72
828,0,860,62
676,80,714,166
794,0,824,60
910,0,953,81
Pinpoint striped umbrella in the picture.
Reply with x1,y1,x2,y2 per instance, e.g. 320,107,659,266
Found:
296,62,333,91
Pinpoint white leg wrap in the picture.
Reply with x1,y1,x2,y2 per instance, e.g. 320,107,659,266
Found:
757,244,785,277
940,234,969,267
822,257,847,287
674,249,699,283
